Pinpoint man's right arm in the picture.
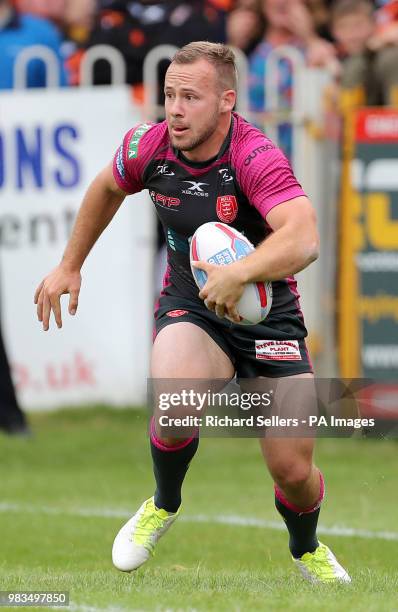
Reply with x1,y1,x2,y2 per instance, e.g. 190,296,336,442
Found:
34,162,127,331
60,162,126,273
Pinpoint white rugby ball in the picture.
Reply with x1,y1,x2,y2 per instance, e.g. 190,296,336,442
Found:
190,222,273,325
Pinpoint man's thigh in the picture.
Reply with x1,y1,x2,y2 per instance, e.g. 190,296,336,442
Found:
151,322,235,440
151,321,235,379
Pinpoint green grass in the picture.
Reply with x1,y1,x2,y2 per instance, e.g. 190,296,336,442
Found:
0,408,397,611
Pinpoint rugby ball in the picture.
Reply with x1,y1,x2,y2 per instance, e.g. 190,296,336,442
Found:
190,222,272,325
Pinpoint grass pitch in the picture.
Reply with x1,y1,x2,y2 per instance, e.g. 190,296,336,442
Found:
0,407,397,611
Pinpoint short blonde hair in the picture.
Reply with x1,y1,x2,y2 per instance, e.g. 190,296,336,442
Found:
171,41,237,92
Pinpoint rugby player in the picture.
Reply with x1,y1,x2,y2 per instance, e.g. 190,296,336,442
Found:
34,42,350,584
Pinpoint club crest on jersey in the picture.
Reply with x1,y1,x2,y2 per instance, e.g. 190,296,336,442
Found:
216,195,238,223
181,181,209,197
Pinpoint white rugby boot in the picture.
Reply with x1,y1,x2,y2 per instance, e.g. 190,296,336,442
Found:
112,497,180,571
293,542,351,584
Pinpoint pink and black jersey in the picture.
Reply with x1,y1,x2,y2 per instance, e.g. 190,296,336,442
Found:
113,112,306,315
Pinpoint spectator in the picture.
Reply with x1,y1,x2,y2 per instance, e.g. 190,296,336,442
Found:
14,0,65,24
0,321,29,436
72,1,227,87
371,0,398,49
14,0,96,43
248,0,336,157
227,3,265,55
0,0,68,88
306,0,334,41
331,0,398,105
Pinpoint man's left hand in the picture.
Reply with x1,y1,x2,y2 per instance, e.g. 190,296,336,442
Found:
191,261,245,323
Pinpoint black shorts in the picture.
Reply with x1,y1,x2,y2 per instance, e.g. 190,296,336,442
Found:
154,294,313,378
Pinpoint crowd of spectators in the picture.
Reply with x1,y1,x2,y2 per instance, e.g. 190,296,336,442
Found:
1,0,398,108
0,0,398,89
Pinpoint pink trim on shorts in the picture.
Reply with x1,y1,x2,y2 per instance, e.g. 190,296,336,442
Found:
150,417,196,452
152,260,172,342
286,276,303,320
274,471,325,514
286,275,313,371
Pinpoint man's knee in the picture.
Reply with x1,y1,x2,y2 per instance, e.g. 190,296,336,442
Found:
270,460,313,491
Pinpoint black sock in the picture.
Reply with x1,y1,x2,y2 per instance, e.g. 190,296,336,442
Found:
274,474,324,559
150,431,199,513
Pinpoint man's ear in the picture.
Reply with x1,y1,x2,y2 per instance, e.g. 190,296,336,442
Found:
220,89,236,113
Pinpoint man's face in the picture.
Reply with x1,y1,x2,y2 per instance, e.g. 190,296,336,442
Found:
333,12,375,56
262,0,293,29
164,59,222,153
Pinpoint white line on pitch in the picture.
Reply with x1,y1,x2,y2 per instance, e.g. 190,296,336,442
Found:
0,501,397,542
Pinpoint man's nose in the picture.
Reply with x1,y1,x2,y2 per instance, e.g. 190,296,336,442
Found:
170,97,184,116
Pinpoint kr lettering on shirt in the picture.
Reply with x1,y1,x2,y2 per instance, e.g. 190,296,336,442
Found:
157,164,175,176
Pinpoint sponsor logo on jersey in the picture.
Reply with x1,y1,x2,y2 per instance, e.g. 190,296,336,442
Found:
156,164,175,176
116,145,125,179
218,168,233,183
255,340,302,361
127,123,152,159
150,191,181,209
244,144,275,166
181,180,209,197
166,309,189,317
216,195,238,223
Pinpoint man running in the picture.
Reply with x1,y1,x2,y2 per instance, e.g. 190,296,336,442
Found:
34,41,350,584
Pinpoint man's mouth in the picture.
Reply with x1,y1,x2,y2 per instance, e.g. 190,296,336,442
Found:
172,126,189,135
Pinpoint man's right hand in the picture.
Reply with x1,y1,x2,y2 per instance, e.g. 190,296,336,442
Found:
34,265,82,331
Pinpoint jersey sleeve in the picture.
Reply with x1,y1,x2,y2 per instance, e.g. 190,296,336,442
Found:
234,131,306,218
112,123,153,194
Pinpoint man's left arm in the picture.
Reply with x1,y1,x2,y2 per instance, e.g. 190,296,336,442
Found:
194,196,319,321
195,135,319,320
234,195,319,283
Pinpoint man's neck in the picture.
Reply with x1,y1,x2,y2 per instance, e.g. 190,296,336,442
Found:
181,113,232,163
